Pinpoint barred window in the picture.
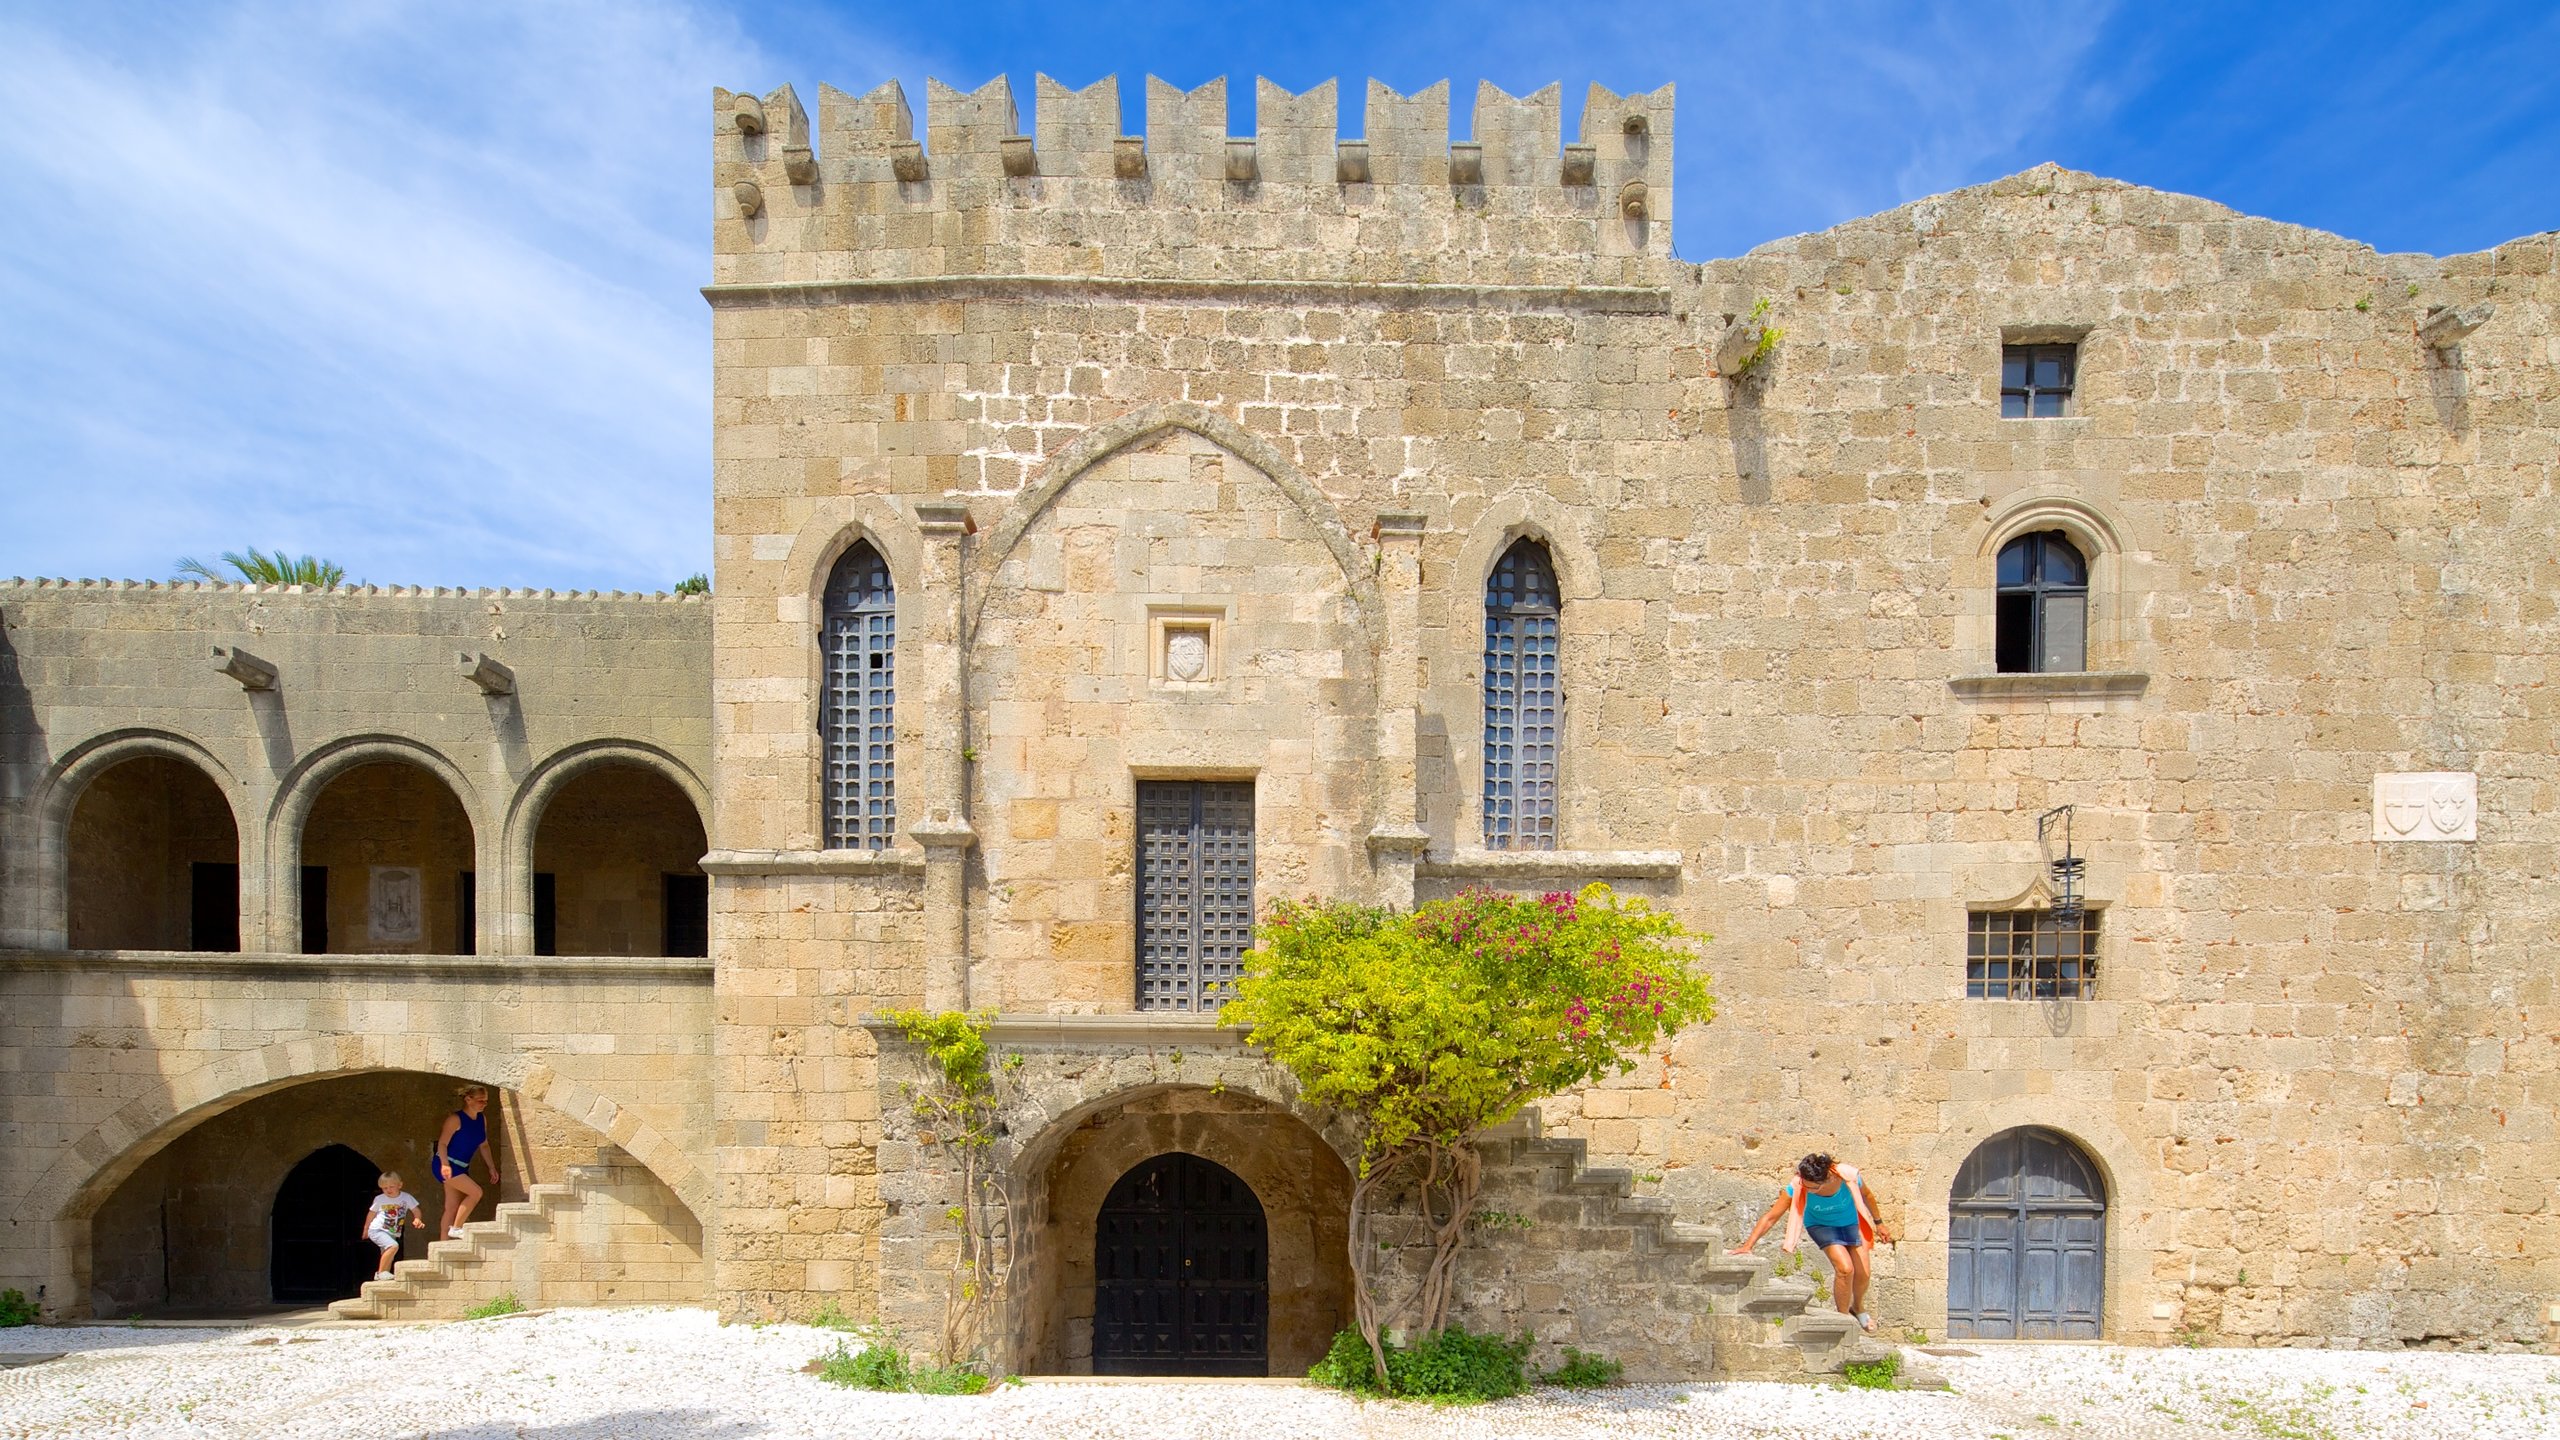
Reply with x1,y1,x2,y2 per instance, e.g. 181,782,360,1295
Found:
820,541,895,849
1967,909,2099,999
2001,343,2076,418
1483,538,1561,851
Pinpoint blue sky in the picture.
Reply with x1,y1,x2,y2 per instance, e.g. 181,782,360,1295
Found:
2,1,2554,592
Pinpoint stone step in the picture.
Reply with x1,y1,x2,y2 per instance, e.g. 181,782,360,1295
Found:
1740,1276,1817,1314
1565,1166,1634,1197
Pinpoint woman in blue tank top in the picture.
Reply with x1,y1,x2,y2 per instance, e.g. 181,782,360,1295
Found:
434,1085,501,1239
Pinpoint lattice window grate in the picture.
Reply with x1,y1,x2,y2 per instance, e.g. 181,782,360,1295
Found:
1483,539,1561,850
1136,781,1255,1012
820,542,896,849
1967,909,2099,999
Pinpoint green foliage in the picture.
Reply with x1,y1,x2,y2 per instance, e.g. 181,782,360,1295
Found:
0,1288,35,1326
1731,298,1784,375
908,1363,994,1395
673,573,711,596
176,548,349,588
817,1337,995,1395
819,1340,911,1390
808,1299,862,1331
460,1292,524,1320
1540,1347,1623,1389
881,1009,1017,1368
1224,884,1711,1172
1306,1326,1531,1403
1842,1352,1902,1389
1226,884,1710,1362
2355,295,2372,312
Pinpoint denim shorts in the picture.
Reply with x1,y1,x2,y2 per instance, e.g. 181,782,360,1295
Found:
1805,1223,1865,1250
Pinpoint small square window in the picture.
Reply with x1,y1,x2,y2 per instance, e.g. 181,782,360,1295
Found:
2001,343,2076,419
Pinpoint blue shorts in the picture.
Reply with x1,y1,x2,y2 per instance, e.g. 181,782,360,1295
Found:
1805,1223,1865,1251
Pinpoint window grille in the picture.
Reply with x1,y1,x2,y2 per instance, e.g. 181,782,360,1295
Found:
1967,909,2099,999
1995,530,2088,673
2001,343,2076,418
821,541,896,849
1483,539,1561,850
1135,781,1255,1012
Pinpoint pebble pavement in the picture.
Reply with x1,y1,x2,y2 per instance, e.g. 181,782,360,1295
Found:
1,1308,2553,1440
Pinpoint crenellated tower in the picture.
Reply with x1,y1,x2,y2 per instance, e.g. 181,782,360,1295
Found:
708,75,1677,288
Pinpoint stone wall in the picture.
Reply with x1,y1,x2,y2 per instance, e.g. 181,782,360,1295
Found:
709,65,2560,1350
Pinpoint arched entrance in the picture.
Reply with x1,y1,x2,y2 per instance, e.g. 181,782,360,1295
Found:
1947,1126,2106,1338
68,753,239,951
271,1144,385,1304
527,762,709,956
1093,1152,1269,1376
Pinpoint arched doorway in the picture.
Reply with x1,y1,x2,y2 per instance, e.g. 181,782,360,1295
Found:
1093,1152,1269,1375
1947,1127,2106,1338
271,1144,385,1304
297,760,475,953
528,762,709,956
67,754,239,951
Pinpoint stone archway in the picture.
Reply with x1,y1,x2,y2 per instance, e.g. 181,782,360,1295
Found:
1013,1085,1352,1377
23,1032,708,1316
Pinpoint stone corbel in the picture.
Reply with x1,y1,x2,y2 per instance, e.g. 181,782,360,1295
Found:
783,146,818,185
1561,144,1596,187
2418,304,2492,349
457,651,516,696
730,94,766,134
210,645,276,691
731,180,764,217
1225,138,1257,184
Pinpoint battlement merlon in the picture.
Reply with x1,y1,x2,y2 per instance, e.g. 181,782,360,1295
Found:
708,76,1677,289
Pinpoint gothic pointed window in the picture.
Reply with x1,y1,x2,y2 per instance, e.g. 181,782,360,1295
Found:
1483,538,1561,850
1995,530,2088,673
820,541,895,849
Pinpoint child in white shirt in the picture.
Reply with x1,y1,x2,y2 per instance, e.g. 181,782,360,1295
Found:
362,1172,425,1279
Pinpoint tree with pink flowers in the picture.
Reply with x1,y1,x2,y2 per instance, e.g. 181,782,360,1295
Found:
1222,882,1713,1377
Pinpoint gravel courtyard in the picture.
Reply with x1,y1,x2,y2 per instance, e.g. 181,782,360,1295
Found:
2,1308,2554,1440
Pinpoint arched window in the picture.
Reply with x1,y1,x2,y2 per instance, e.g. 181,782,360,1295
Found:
820,541,896,849
1483,538,1561,851
1995,530,2087,673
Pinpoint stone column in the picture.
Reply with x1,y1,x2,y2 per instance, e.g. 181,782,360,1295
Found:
911,501,977,1010
1367,512,1430,909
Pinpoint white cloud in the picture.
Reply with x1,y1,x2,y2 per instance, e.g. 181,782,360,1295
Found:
0,1,895,589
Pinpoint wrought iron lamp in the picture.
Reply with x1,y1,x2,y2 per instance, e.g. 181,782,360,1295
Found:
2038,804,2084,921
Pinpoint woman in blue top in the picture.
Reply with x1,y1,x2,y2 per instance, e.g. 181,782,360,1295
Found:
433,1085,501,1239
1727,1152,1895,1332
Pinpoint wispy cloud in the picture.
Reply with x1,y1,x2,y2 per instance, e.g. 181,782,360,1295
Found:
0,1,860,590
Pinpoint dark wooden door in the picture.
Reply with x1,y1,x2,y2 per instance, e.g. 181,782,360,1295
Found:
1948,1126,2106,1338
1093,1152,1268,1375
271,1144,386,1304
1135,781,1255,1011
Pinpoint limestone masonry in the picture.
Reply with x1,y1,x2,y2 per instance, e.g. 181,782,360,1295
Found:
2,72,2554,1373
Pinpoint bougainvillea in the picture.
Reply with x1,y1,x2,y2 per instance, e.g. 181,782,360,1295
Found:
1222,883,1712,1376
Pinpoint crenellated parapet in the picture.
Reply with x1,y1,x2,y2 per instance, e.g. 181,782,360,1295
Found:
708,75,1676,289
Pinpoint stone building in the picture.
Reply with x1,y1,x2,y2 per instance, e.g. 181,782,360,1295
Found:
3,72,2555,1372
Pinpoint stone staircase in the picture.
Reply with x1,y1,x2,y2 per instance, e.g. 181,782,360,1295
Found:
327,1156,615,1321
1433,1109,1938,1385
